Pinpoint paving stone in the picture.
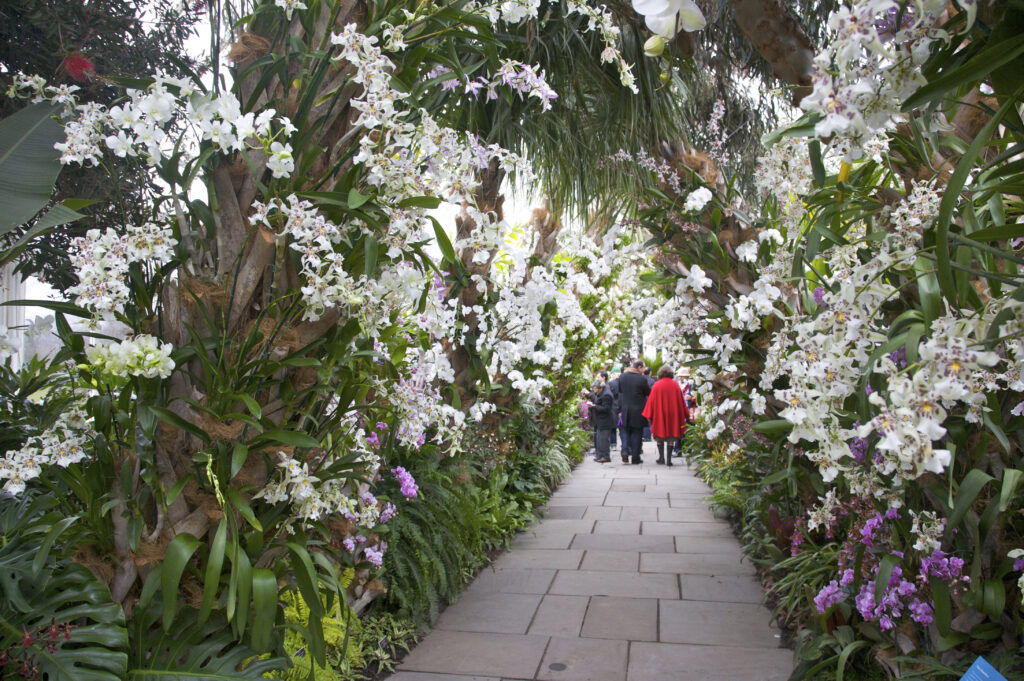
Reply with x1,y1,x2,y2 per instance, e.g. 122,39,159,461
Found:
387,673,501,681
493,549,585,570
609,483,645,492
640,521,733,538
543,506,587,519
602,495,667,508
679,574,765,604
537,636,628,681
548,496,606,506
398,630,548,679
511,533,576,550
580,550,640,572
659,600,782,648
435,592,542,634
582,506,621,520
528,595,589,637
525,519,596,535
581,596,657,641
657,507,717,523
627,642,792,681
464,568,556,595
618,507,658,521
639,552,756,576
570,534,674,553
549,570,678,599
673,536,747,555
593,520,641,535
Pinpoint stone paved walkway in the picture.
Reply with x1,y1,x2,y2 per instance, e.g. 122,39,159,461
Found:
385,441,793,681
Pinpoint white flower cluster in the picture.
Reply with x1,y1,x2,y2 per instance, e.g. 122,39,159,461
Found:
274,0,307,19
9,73,296,176
331,24,532,207
683,186,713,213
1,402,94,495
251,195,363,322
910,509,945,552
86,334,176,380
799,0,976,158
69,221,177,321
466,0,541,24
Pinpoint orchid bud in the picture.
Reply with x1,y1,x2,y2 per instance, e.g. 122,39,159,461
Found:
659,71,670,85
644,35,666,57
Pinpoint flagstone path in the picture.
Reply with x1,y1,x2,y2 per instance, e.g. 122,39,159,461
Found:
385,441,793,681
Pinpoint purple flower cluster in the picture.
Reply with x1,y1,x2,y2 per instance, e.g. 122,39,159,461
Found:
860,513,884,548
889,345,908,369
920,549,966,583
813,286,826,305
854,563,921,631
364,544,385,567
391,466,419,499
814,580,843,613
380,502,397,523
606,149,683,195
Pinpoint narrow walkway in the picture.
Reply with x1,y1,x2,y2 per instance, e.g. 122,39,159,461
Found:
386,441,792,681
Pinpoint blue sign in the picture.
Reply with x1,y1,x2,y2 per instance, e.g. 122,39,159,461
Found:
961,658,1008,681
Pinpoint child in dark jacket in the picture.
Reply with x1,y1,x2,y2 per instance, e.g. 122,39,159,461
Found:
588,380,616,462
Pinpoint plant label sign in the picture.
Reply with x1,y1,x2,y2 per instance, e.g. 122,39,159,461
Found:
961,658,1008,681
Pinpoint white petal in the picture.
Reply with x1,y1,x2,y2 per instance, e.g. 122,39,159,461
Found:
645,12,679,39
677,0,706,31
632,0,671,16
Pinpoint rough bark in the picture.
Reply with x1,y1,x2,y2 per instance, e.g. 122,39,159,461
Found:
728,0,815,105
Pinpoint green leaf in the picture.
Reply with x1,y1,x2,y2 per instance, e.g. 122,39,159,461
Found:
348,188,371,208
836,640,869,681
874,554,900,607
365,235,380,278
933,93,1020,305
902,34,1024,110
397,195,442,209
948,469,993,530
32,515,79,575
225,487,262,532
962,222,1024,242
999,469,1023,512
431,216,456,263
146,406,211,444
253,428,319,449
753,419,793,435
0,102,64,235
162,533,201,631
979,578,1005,620
198,520,228,625
808,141,825,188
250,568,278,652
230,443,249,480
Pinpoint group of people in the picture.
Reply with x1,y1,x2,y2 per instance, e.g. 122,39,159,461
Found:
580,359,695,466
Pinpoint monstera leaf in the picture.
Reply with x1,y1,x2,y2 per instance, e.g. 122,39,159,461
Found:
127,603,288,680
0,495,129,681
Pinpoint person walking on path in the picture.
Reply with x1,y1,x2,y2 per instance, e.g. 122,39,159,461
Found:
587,379,616,462
642,365,690,466
617,359,652,464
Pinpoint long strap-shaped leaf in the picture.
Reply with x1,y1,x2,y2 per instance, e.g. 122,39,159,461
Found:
934,91,1022,307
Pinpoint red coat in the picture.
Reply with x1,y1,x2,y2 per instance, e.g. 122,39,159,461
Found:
642,377,690,439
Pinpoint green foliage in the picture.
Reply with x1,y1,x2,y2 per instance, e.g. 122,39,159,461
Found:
0,494,128,681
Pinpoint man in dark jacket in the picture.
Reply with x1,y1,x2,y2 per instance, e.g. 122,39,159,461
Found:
587,380,615,462
618,360,652,464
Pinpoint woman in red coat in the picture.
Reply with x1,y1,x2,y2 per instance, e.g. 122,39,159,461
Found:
642,365,690,466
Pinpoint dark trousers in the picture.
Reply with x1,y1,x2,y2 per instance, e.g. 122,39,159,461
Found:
593,429,612,459
618,424,628,455
624,426,645,463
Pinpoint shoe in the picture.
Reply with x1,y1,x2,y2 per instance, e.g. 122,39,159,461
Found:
631,459,643,465
621,456,629,463
655,458,665,465
666,461,673,467
596,457,611,463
